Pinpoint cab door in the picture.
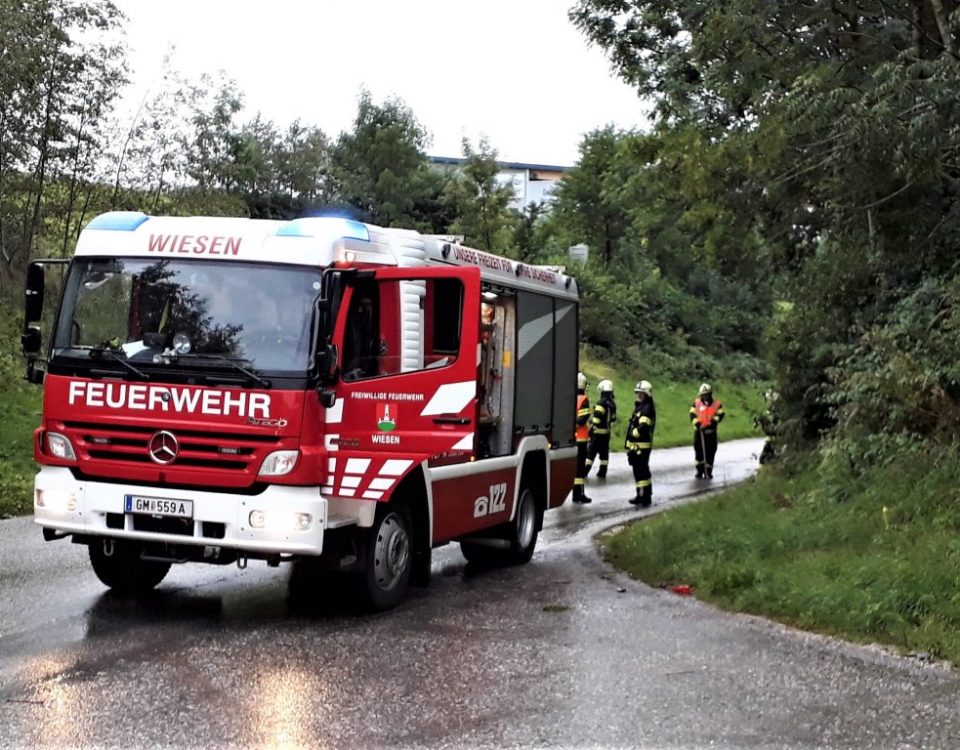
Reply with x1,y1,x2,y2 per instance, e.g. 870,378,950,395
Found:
329,266,481,472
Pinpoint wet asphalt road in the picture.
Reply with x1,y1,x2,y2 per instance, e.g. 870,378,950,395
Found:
1,437,959,750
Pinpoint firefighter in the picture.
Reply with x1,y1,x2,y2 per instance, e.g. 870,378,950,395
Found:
585,379,617,480
573,372,593,504
625,380,655,507
690,382,725,479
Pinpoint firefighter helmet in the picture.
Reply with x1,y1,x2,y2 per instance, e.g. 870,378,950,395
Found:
598,379,613,394
635,380,653,397
699,383,712,396
577,372,587,390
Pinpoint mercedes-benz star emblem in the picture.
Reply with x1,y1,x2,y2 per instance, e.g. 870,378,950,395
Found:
148,430,179,465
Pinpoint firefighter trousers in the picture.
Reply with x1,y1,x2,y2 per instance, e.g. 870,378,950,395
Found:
694,428,718,477
574,441,590,501
629,448,652,506
585,434,611,477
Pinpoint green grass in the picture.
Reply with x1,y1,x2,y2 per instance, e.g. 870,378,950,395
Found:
0,301,42,517
602,451,960,665
580,352,767,449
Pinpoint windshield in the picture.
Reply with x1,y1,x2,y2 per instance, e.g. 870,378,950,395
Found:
53,258,324,373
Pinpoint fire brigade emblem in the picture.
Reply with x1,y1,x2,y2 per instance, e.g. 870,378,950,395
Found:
377,402,397,432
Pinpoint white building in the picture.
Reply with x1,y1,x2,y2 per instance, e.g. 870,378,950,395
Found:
429,156,570,211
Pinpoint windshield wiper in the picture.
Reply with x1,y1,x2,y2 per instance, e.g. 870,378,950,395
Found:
171,353,272,389
87,345,150,380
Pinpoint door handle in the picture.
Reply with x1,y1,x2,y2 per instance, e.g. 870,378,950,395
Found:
433,416,471,425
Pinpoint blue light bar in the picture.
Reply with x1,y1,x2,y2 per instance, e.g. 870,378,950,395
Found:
86,211,150,231
277,217,370,242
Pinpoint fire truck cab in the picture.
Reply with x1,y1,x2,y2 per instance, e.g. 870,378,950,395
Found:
22,212,580,610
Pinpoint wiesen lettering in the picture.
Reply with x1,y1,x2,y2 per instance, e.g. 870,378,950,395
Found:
67,381,270,418
147,233,242,256
372,434,400,445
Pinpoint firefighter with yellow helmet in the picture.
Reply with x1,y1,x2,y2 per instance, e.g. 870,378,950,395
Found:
585,378,617,480
690,382,725,478
573,372,593,503
625,380,656,507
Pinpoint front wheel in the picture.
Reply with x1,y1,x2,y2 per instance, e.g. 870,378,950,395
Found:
355,499,413,611
88,539,171,595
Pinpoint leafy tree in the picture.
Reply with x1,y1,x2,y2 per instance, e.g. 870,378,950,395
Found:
329,90,440,229
0,0,125,289
446,137,518,252
570,0,960,458
550,126,632,266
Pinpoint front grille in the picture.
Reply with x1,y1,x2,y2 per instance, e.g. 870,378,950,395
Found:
104,511,226,540
65,421,281,473
132,514,193,536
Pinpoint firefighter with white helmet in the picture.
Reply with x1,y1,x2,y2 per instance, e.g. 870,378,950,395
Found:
625,380,656,507
690,382,725,479
585,378,617,480
573,372,593,503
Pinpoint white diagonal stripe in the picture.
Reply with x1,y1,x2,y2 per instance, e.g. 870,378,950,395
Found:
362,490,384,499
517,310,554,359
341,476,361,488
345,458,371,474
421,381,475,416
380,459,413,476
452,433,474,450
369,478,394,490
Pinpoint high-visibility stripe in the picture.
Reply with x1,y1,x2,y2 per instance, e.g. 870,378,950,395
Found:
639,416,652,425
626,442,652,450
636,479,651,488
574,478,585,486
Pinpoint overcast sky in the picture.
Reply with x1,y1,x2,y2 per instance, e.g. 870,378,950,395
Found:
111,0,648,167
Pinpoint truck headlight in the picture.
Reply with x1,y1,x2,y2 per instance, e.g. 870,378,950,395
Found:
248,510,312,532
258,450,299,477
35,488,77,513
45,432,77,461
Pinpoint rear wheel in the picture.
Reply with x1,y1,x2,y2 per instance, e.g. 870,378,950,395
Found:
355,499,413,611
88,539,171,595
460,484,541,566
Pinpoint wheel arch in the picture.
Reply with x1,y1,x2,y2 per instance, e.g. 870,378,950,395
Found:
518,448,547,531
390,462,433,586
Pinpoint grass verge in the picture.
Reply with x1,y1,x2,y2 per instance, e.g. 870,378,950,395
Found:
0,301,41,517
601,451,960,665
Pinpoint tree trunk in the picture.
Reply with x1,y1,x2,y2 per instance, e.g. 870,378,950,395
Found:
930,0,958,56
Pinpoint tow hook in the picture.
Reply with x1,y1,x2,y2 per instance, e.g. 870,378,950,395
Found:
237,556,248,570
103,539,115,557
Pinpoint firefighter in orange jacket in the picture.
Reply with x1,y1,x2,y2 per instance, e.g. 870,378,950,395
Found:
573,372,593,504
690,383,725,479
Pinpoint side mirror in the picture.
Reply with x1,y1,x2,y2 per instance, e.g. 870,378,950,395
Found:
22,326,41,355
24,263,45,324
319,389,337,409
317,342,339,382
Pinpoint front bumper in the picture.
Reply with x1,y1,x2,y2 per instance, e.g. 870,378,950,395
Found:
33,466,328,556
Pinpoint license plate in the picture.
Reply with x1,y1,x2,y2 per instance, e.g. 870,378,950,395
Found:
124,494,194,519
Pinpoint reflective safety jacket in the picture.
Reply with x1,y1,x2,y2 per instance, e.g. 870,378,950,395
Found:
691,397,725,433
590,393,617,436
576,393,591,443
625,400,655,451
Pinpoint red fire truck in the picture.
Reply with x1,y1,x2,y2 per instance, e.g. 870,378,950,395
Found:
21,212,580,609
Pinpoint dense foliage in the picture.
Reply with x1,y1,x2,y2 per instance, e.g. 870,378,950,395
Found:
572,0,960,465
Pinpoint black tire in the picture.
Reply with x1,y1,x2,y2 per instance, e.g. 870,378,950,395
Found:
460,484,541,567
355,499,413,611
88,539,171,595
